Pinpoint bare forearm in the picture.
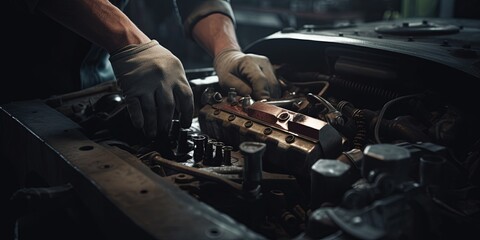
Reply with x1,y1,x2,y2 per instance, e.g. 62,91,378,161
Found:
192,13,240,57
37,0,150,53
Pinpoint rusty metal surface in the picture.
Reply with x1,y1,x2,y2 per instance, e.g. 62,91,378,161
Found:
0,100,263,239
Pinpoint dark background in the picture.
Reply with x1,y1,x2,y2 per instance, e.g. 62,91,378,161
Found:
124,0,480,70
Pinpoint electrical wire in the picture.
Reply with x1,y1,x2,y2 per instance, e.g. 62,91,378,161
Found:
374,94,423,144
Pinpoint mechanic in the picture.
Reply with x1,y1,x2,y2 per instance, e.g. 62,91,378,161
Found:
3,0,281,138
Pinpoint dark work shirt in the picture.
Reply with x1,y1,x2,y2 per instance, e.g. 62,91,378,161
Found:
1,0,233,104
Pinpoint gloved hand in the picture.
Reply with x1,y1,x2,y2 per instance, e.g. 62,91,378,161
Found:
213,49,281,100
109,40,194,138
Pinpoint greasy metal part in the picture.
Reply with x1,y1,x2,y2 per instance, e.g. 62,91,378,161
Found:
176,128,190,157
227,88,237,104
306,93,344,127
213,142,225,166
198,99,343,176
200,87,223,106
337,148,364,170
419,155,446,187
265,98,304,109
241,95,255,111
268,190,301,236
310,159,355,210
169,119,181,143
362,144,411,183
305,208,338,239
147,151,296,194
223,145,233,166
240,142,266,198
0,100,263,239
192,135,206,163
204,140,215,166
150,153,243,192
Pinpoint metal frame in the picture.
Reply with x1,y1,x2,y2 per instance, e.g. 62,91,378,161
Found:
1,100,262,239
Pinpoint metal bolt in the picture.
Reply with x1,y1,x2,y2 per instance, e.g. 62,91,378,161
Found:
362,144,410,183
263,128,272,135
213,142,225,166
285,135,295,143
223,145,233,166
214,109,221,115
213,92,223,103
278,112,290,121
227,88,237,103
176,128,190,157
192,135,206,163
228,114,236,121
174,173,195,184
169,119,180,141
242,95,255,111
244,120,253,128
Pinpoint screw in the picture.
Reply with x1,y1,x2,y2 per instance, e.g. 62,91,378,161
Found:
285,135,295,143
263,128,272,135
213,92,223,103
214,109,221,115
192,135,206,163
228,114,236,121
242,95,254,111
278,112,290,121
244,120,253,128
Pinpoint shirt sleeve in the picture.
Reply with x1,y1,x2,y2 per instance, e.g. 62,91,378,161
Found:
174,0,236,39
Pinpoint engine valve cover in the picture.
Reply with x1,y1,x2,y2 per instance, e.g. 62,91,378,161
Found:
198,96,343,177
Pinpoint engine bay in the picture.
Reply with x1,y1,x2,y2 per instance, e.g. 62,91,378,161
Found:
2,18,480,239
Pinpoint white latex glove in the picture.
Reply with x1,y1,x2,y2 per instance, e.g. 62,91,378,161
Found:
213,49,281,100
110,40,194,138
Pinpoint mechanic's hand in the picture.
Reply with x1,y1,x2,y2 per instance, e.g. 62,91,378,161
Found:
213,49,281,100
110,40,194,138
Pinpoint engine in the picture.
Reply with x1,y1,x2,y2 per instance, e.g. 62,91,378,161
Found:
2,18,480,239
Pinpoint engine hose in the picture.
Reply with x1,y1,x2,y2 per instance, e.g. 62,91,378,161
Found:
329,76,399,100
337,101,368,150
353,110,367,150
